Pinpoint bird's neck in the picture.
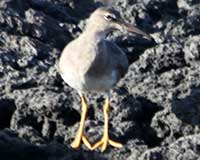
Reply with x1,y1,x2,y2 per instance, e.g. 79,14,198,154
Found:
83,24,107,42
82,30,106,43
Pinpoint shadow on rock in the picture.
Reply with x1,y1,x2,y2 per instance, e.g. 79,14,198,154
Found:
0,99,16,129
118,95,163,148
172,88,200,125
0,130,107,160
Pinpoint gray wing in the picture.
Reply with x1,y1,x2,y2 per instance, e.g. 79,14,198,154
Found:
106,41,129,80
86,40,129,81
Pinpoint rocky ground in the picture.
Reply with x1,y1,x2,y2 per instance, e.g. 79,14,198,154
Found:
0,0,200,160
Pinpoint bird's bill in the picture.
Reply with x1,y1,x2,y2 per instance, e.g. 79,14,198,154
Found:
119,21,152,40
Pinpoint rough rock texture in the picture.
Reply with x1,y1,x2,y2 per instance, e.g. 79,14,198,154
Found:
0,0,200,160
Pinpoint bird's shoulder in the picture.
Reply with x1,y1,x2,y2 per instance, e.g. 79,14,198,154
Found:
105,40,128,65
98,40,129,77
104,41,123,55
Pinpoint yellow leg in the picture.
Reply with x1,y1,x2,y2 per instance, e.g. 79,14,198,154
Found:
71,95,92,150
92,98,123,152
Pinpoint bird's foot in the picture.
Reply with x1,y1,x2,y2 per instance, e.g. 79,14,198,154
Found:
71,133,92,150
92,134,122,152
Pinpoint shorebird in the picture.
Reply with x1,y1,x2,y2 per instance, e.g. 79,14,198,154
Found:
58,7,151,152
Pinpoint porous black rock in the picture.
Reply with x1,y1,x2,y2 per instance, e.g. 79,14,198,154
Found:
0,0,200,160
184,35,200,66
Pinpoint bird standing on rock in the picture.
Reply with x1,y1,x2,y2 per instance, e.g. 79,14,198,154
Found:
58,7,152,152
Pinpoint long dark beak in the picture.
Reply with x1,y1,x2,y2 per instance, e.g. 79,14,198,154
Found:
119,20,152,40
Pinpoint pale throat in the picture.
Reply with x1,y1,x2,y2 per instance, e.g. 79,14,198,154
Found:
84,30,107,42
83,23,108,42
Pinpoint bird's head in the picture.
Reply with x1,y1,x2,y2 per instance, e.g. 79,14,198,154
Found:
86,7,151,40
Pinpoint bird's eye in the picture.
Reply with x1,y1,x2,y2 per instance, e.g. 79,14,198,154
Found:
104,14,116,21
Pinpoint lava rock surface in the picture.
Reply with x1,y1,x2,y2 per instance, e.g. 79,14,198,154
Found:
0,0,200,160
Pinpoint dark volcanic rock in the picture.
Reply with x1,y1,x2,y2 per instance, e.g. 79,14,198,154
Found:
139,134,200,160
184,35,200,66
0,0,200,160
0,99,16,129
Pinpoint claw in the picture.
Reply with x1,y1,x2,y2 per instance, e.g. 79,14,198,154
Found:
92,135,122,152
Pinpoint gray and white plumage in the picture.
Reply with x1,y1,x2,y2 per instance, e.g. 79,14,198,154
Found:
58,7,150,93
58,7,128,93
57,6,152,151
